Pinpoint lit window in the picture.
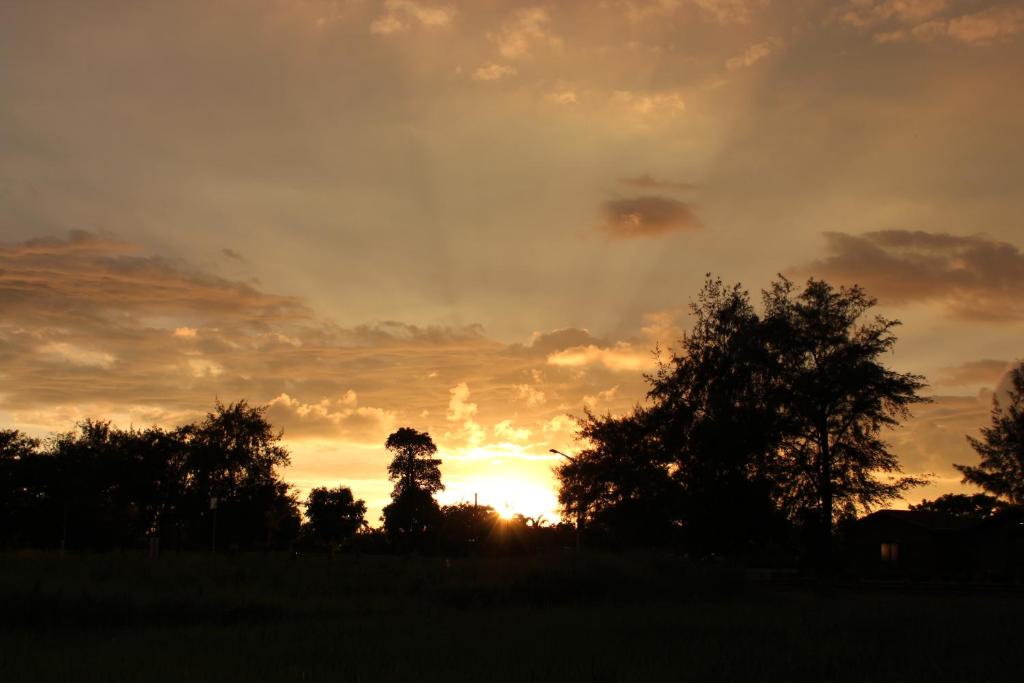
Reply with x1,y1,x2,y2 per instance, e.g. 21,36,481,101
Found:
880,542,899,562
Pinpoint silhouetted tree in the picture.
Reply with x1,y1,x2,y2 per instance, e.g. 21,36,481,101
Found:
909,493,1005,521
956,363,1024,504
646,277,786,553
382,427,443,540
764,278,928,565
304,486,367,551
0,430,40,547
0,400,301,551
556,275,926,562
556,408,680,545
176,400,299,549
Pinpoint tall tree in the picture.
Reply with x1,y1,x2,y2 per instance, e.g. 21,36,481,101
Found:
764,278,928,562
956,363,1024,504
555,275,927,560
646,277,785,553
382,428,443,538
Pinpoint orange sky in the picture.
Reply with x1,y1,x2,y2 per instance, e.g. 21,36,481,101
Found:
2,0,1023,521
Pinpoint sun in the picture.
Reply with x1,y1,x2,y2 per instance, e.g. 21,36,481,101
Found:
437,466,562,522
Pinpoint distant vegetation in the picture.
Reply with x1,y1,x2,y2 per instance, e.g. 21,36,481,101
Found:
1,275,1022,567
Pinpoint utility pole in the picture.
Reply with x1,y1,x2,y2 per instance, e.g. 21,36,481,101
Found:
550,449,582,552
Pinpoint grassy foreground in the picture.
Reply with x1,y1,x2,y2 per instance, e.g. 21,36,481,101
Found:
1,552,1021,682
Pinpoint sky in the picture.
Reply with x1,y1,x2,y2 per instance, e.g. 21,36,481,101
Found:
2,0,1023,521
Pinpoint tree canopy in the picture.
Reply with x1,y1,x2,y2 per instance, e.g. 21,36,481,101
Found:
556,275,928,561
0,401,300,551
382,427,444,539
304,486,367,550
957,363,1024,505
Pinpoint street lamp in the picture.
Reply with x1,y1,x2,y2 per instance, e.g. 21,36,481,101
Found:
550,449,582,551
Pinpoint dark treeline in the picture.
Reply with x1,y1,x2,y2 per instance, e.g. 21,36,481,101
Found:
553,276,1024,568
0,405,573,555
2,275,1022,566
0,402,299,552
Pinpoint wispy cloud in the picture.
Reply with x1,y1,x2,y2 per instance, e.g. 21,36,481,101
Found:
600,196,703,238
370,0,455,35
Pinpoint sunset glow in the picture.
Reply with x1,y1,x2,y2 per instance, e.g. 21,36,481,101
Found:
2,0,1024,524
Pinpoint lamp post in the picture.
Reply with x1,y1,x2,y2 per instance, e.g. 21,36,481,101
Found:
550,449,582,551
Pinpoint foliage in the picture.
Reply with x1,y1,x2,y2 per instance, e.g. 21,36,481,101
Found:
647,277,785,553
555,409,680,545
763,277,928,557
304,486,367,550
956,363,1024,504
382,427,444,540
385,427,443,497
383,487,442,540
556,275,928,560
0,401,300,551
908,493,1005,520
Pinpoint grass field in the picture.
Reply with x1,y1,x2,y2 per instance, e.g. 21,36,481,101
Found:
1,552,1022,682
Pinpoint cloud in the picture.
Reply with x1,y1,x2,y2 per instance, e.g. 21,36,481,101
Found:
914,5,1024,46
0,231,309,329
221,248,244,261
493,419,532,443
726,37,784,70
444,382,485,447
266,393,397,441
938,359,1013,388
841,0,951,28
600,196,703,238
692,0,766,25
640,310,684,350
795,231,1024,320
474,63,517,81
547,342,654,372
38,342,116,369
521,328,603,355
610,90,686,118
446,382,478,421
187,357,224,378
844,2,1024,46
583,385,619,408
513,384,546,407
617,0,683,23
545,89,578,105
370,0,455,35
618,175,695,192
491,7,562,59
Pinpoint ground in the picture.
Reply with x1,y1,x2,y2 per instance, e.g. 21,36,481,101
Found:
1,552,1021,682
